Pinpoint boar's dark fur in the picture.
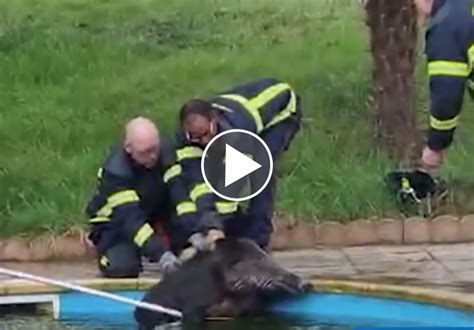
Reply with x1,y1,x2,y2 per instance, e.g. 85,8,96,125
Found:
134,238,311,329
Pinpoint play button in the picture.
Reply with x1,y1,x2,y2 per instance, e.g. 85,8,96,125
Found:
201,129,273,202
225,144,262,187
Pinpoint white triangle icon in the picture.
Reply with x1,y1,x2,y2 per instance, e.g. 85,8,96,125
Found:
225,144,262,187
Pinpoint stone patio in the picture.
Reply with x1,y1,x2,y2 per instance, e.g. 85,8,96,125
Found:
0,243,473,294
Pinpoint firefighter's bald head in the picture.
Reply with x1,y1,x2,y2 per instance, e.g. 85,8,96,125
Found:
124,116,160,169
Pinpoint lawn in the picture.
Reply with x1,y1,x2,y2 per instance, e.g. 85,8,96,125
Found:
0,0,473,236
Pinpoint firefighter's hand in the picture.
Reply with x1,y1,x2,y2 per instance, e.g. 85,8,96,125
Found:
188,233,207,251
158,251,182,275
204,229,225,250
420,146,443,171
179,246,198,262
188,229,225,252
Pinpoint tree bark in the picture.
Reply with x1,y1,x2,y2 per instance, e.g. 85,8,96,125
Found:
365,0,420,163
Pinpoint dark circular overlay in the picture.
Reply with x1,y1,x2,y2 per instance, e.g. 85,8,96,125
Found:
201,129,273,202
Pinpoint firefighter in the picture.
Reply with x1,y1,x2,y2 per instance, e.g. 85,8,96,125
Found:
414,0,474,171
85,117,182,278
165,78,302,253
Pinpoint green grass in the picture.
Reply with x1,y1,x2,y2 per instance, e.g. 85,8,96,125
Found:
0,0,473,236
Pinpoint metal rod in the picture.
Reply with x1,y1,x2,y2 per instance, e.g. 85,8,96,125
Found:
0,266,182,318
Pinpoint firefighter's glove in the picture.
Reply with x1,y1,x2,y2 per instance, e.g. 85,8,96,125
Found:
205,229,225,250
158,251,182,275
188,233,207,251
179,246,198,263
188,229,225,252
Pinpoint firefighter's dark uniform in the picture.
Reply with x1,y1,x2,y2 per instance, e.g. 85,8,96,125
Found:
85,141,176,278
425,0,474,151
164,77,302,248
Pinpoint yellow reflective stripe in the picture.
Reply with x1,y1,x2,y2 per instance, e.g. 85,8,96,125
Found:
428,61,469,77
467,44,474,74
164,164,182,183
215,201,239,214
176,146,203,161
265,89,297,129
220,83,292,133
219,94,263,133
401,177,410,190
96,190,140,218
97,168,103,179
430,116,458,131
100,256,109,266
89,217,110,223
108,190,139,206
249,83,291,110
134,223,154,247
212,103,234,113
176,201,197,215
190,183,212,201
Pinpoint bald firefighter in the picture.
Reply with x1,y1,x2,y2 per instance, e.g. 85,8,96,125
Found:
164,77,302,255
85,117,182,278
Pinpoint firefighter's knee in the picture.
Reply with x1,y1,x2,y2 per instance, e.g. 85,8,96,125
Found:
98,242,142,278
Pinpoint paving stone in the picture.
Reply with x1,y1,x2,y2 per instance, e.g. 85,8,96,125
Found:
405,259,453,281
274,249,349,270
425,243,474,260
2,239,32,262
404,217,430,243
289,263,360,278
274,248,345,262
51,237,91,260
343,246,432,264
269,226,291,251
376,218,403,244
0,244,472,295
0,261,98,280
430,215,461,243
439,260,474,272
315,222,347,246
345,219,379,246
343,246,450,282
352,263,412,275
28,237,53,262
453,270,474,283
287,223,317,249
343,244,429,257
460,215,474,241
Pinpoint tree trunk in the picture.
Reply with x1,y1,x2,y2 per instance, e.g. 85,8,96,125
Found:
364,0,420,163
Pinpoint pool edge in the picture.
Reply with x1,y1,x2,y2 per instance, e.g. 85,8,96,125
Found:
308,279,474,312
1,278,472,312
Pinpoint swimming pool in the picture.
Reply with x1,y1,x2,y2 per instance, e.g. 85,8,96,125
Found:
1,314,350,330
1,279,473,328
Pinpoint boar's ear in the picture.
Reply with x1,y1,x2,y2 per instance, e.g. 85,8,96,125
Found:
215,238,267,262
213,239,246,266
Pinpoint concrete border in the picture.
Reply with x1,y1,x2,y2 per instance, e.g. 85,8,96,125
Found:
309,279,474,312
0,215,473,261
0,278,472,313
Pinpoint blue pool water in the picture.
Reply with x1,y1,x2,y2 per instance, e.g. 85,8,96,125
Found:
56,290,474,328
1,290,473,329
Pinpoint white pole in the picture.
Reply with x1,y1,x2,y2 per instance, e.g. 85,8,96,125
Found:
0,266,182,319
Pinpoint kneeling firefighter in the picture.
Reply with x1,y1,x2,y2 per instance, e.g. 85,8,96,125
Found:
164,77,302,255
85,117,182,278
